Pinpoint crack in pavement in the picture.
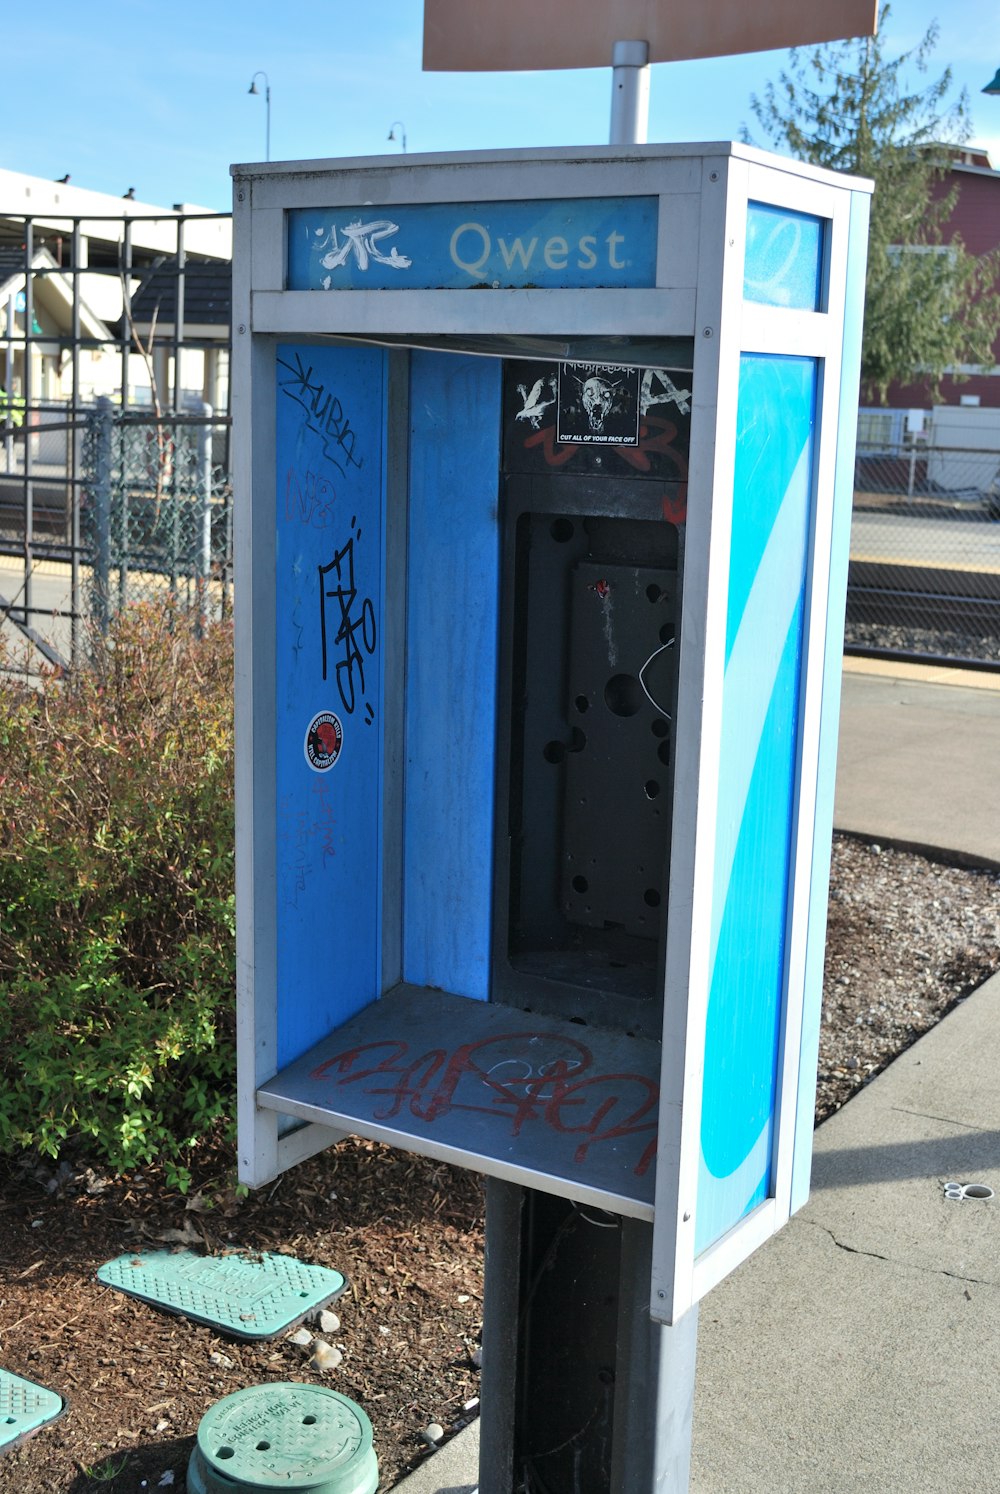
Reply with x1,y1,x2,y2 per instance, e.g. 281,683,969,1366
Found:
799,1218,1000,1287
889,1105,984,1131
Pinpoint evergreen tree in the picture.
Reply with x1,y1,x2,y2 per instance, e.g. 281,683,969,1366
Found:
746,6,1000,402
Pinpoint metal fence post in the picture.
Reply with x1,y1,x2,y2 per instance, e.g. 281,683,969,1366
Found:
91,396,114,636
197,402,214,631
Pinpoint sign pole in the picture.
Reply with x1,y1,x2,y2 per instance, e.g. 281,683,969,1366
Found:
609,40,650,144
595,48,700,1493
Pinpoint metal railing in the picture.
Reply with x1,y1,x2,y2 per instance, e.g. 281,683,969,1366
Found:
0,205,232,673
848,440,1000,670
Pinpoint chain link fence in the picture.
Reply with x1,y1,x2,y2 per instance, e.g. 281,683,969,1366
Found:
80,401,232,636
847,435,1000,668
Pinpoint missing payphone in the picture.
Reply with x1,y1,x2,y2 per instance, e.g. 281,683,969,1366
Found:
488,351,694,1491
495,357,691,1039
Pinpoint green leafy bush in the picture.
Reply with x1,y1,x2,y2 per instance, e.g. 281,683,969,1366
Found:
0,603,236,1189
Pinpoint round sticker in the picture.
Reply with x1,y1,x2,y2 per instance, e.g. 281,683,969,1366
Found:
304,711,344,772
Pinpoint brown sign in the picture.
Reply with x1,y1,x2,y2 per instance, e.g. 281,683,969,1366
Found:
424,0,878,72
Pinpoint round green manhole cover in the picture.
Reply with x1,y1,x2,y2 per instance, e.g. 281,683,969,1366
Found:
187,1383,378,1494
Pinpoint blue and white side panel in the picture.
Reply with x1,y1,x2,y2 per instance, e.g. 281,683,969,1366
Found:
652,161,869,1322
696,353,817,1251
273,342,387,1067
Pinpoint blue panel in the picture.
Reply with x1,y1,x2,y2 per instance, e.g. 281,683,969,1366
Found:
744,202,824,311
403,352,502,999
697,354,817,1254
288,197,658,291
275,343,386,1066
791,190,872,1211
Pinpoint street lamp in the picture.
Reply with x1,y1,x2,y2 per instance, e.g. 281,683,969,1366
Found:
248,71,271,161
388,120,407,153
982,69,1000,95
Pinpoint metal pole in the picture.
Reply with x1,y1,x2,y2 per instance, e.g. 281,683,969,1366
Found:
609,40,650,145
197,402,214,631
3,292,13,471
92,397,113,637
70,220,82,665
23,221,34,632
173,216,186,416
479,1188,698,1493
610,1221,698,1490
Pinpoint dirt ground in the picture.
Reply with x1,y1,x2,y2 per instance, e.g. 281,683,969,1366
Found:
1,835,998,1493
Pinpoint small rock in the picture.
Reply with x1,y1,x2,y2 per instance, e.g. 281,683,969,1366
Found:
423,1422,445,1447
155,1419,171,1433
470,1347,482,1368
318,1309,340,1334
457,1294,470,1304
157,1474,176,1489
209,1351,235,1369
310,1339,343,1372
289,1327,314,1346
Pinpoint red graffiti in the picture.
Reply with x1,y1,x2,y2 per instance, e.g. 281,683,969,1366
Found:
521,414,688,492
310,1031,658,1177
662,488,688,525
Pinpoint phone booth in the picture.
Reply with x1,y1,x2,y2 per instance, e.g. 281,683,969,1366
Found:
233,143,870,1491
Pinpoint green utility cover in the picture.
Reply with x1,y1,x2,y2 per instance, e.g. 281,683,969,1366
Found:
0,1368,65,1453
188,1383,378,1494
97,1250,346,1340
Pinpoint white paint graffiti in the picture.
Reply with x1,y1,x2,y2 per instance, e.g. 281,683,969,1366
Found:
515,375,557,429
640,368,692,417
318,220,412,273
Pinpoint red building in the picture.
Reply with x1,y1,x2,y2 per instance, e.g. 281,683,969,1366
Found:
886,146,1000,409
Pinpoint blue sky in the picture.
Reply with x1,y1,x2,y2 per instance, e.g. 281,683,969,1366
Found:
8,1,1000,210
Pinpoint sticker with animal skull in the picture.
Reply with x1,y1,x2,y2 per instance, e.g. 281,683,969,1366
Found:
557,363,640,446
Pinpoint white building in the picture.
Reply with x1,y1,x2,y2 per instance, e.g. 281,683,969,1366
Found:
0,168,231,420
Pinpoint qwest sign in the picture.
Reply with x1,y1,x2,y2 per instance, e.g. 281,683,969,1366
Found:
286,197,658,291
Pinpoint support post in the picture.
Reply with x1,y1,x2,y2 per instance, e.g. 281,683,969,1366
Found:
197,401,214,631
611,1221,698,1491
609,40,650,145
3,292,14,473
479,1187,698,1493
91,396,113,638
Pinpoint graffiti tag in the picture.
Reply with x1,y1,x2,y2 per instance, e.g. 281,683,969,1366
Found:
277,351,364,476
318,520,377,718
309,1031,658,1177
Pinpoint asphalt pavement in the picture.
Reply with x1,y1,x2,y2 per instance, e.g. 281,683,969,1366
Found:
396,657,1000,1494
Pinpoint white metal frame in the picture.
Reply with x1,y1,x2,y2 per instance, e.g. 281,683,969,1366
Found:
651,158,861,1321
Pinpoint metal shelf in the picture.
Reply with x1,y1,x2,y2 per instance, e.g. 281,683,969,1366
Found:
257,984,660,1220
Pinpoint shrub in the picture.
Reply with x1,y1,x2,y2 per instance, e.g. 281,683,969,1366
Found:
0,602,236,1189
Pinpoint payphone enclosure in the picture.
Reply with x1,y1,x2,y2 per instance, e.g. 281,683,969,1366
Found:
233,143,871,1325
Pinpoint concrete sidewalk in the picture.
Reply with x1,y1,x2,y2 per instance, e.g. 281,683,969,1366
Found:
835,657,1000,868
692,968,1000,1494
398,660,1000,1494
